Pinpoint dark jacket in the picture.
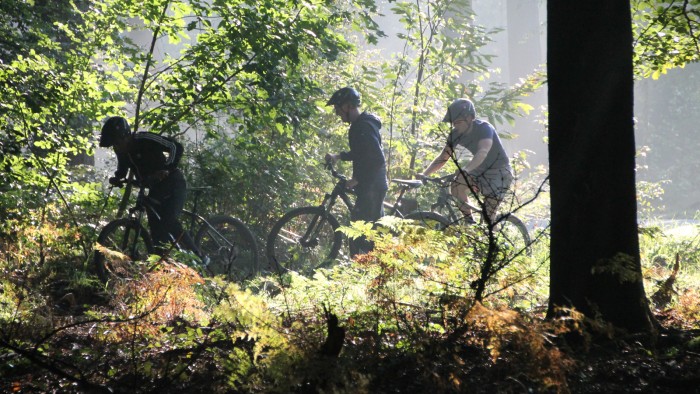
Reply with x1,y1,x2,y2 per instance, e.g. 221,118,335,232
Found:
339,112,387,191
114,132,183,183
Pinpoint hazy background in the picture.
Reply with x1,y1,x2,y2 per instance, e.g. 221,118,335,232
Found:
114,0,698,219
383,0,698,219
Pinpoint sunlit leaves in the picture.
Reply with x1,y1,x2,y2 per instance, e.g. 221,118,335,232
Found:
632,0,700,79
368,0,543,181
0,0,129,222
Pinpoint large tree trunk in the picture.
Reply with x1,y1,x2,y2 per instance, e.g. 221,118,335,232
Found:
546,2,655,333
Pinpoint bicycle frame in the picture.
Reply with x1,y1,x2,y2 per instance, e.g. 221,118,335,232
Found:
182,186,210,235
294,165,352,244
382,179,419,218
384,175,465,220
315,163,355,218
422,175,491,222
387,174,515,228
428,176,463,221
121,184,152,258
99,178,260,283
117,181,203,254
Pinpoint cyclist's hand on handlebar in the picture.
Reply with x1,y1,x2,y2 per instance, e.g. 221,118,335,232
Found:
324,153,339,165
345,178,359,190
108,177,125,187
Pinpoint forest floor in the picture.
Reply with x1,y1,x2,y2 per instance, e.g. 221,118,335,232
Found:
368,327,700,393
2,308,700,393
554,329,700,394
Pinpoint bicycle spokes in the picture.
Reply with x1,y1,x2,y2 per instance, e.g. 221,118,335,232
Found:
197,218,258,282
268,207,341,276
95,219,153,282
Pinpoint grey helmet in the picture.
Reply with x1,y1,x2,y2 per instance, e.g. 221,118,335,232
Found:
327,87,361,107
442,98,476,123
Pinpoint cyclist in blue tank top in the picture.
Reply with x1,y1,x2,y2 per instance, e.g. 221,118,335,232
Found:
420,98,514,224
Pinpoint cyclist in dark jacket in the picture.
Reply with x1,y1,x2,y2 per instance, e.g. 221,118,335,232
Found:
99,116,199,257
325,87,388,255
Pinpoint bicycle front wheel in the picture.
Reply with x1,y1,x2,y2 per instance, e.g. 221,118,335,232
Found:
493,214,531,257
94,218,154,282
195,215,259,283
266,206,342,275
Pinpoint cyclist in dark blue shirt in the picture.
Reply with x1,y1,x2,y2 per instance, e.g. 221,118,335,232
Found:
325,87,388,256
99,116,199,258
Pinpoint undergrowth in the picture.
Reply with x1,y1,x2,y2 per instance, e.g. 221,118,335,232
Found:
1,210,699,393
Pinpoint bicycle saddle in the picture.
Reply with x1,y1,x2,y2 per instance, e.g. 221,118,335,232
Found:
188,186,212,192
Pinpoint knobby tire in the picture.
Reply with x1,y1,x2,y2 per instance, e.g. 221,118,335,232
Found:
195,215,259,283
266,206,342,276
405,211,531,256
494,213,532,257
94,218,154,283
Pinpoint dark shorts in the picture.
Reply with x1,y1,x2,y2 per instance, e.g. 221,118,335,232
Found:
352,186,387,222
146,169,188,246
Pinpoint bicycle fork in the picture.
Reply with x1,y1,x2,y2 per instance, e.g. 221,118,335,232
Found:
125,211,147,259
301,193,338,247
302,212,332,248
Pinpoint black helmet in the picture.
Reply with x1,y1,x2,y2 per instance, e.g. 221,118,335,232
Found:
326,87,361,107
99,116,131,147
442,98,476,123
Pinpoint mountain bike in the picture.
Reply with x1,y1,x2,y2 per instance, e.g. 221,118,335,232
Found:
94,180,259,283
266,161,352,276
401,173,531,256
266,161,437,275
266,162,532,275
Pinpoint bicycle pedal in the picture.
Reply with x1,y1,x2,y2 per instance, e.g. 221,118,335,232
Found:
463,216,477,225
200,256,211,267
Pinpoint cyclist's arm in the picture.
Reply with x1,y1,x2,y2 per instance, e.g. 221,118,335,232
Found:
464,137,492,174
136,133,183,170
421,145,452,177
113,152,129,179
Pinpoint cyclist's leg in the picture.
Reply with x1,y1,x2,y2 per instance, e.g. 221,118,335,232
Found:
145,206,169,256
148,169,201,257
477,168,514,224
351,185,387,256
450,171,477,223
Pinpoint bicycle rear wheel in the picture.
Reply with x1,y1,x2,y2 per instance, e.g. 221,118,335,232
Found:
94,218,154,282
493,214,531,257
195,215,259,283
404,211,451,230
266,206,342,276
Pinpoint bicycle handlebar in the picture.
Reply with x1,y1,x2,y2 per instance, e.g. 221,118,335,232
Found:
324,159,348,183
109,177,142,188
417,173,455,188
